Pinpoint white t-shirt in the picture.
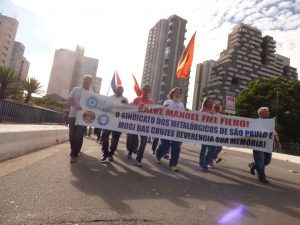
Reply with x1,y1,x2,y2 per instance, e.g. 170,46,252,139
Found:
109,95,129,104
163,99,185,109
68,87,84,118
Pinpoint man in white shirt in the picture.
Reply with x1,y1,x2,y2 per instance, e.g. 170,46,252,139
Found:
101,85,128,162
68,74,93,163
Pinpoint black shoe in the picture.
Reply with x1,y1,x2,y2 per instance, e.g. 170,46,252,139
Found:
248,163,255,175
100,155,107,161
127,153,132,159
70,156,78,163
108,155,113,162
216,158,222,164
259,178,269,184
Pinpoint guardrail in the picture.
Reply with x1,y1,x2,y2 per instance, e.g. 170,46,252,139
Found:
0,99,64,124
279,142,300,156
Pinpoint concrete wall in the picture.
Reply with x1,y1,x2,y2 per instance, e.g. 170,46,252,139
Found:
0,125,69,162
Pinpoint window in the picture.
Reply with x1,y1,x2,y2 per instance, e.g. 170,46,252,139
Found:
231,77,239,85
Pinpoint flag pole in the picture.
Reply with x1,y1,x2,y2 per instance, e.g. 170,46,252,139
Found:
106,85,110,96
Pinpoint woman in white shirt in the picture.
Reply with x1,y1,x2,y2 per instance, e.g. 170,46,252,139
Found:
155,87,185,172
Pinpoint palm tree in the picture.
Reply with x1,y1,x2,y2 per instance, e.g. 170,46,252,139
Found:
20,77,42,103
0,66,16,99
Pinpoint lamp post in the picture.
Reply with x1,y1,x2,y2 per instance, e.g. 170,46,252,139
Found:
275,88,279,125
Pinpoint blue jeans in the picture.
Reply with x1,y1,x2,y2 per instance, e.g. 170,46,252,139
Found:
152,138,159,153
199,144,216,169
156,139,181,166
252,150,272,180
136,135,148,163
127,134,139,153
101,129,121,156
213,146,222,159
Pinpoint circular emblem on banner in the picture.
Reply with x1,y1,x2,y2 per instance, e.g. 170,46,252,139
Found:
97,114,109,125
86,97,98,108
82,111,95,123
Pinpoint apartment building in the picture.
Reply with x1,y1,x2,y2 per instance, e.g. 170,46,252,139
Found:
141,14,188,104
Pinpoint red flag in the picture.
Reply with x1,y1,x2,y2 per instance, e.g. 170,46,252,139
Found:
132,74,142,96
176,32,196,79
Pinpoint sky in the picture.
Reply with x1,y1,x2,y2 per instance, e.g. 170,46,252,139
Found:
1,0,300,107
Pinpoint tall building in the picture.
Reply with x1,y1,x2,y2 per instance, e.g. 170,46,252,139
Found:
18,57,30,80
9,42,24,75
141,14,188,104
93,77,102,94
47,45,99,100
192,60,217,110
9,41,30,80
0,14,18,68
197,23,298,111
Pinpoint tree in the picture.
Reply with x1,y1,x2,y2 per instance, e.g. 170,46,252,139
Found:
20,77,42,103
236,78,300,143
0,66,17,99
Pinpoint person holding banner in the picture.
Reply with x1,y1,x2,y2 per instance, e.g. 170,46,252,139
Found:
211,103,224,166
156,87,185,172
127,84,154,167
68,74,93,163
100,85,128,162
199,97,216,172
248,107,281,184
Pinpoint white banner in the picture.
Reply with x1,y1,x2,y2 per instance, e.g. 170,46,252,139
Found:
76,91,276,153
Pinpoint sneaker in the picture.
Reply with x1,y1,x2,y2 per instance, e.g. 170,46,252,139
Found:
216,158,222,164
70,156,78,163
163,153,169,159
155,158,161,164
170,165,179,172
200,166,208,172
108,155,114,162
208,162,214,168
248,163,256,175
127,153,132,159
259,178,269,184
136,161,143,167
100,155,107,161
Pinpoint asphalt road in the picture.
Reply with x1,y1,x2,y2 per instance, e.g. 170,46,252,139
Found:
0,135,299,225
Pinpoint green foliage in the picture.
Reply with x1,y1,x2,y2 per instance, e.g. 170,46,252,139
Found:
236,78,300,144
20,77,42,103
30,96,69,112
0,66,17,99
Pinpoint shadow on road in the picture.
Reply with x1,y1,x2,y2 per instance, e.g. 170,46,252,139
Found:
69,141,300,222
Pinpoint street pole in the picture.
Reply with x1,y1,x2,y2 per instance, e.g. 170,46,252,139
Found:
276,88,279,125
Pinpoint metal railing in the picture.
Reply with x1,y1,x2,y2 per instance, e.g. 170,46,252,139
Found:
0,99,64,124
279,142,300,156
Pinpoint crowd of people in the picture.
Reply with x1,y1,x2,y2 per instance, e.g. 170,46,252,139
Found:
67,75,281,184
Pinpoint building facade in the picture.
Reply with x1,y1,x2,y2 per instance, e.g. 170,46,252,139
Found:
47,45,99,100
197,23,298,111
0,14,18,68
18,57,30,80
141,14,188,104
9,41,30,80
192,60,217,110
